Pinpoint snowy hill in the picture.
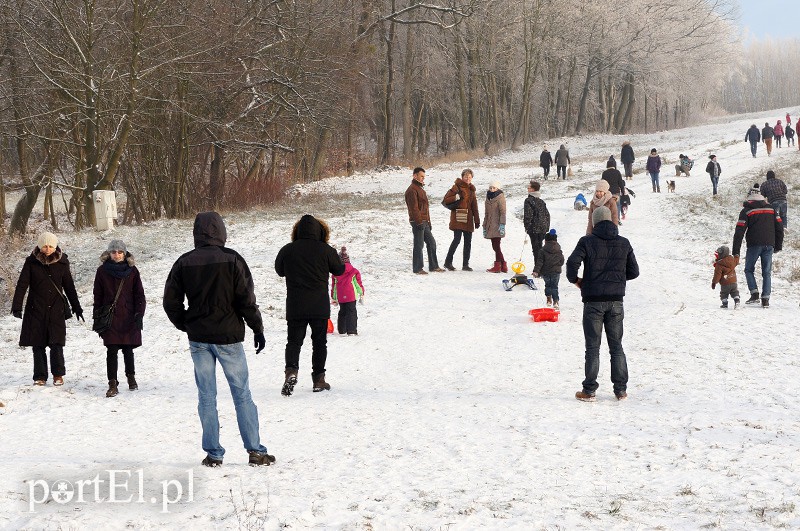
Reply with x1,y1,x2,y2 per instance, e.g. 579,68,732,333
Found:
2,107,799,529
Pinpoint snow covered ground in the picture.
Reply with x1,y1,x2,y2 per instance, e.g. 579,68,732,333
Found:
2,108,800,529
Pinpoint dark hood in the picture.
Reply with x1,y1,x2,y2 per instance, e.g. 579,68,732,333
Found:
291,214,330,242
741,199,769,209
591,220,619,240
193,211,227,248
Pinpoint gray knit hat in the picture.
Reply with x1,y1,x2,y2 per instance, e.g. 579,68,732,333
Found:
592,206,612,227
107,239,127,253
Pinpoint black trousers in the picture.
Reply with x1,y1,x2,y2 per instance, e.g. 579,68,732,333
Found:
446,230,473,267
337,302,358,334
285,318,328,376
32,345,65,381
106,345,136,381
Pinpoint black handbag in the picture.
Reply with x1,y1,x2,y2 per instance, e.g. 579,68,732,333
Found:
46,275,73,320
442,187,461,210
92,279,125,335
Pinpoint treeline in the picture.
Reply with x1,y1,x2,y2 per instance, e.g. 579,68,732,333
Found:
0,0,785,233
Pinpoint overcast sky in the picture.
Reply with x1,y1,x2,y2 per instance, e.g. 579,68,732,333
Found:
738,0,800,40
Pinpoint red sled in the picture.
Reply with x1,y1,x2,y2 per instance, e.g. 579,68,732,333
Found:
327,319,334,333
529,308,560,322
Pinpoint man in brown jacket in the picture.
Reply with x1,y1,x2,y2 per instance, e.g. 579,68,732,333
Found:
405,167,444,275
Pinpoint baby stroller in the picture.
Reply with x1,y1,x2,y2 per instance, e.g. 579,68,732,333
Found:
620,188,636,219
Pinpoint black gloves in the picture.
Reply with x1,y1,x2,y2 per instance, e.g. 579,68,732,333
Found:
254,332,266,354
75,309,85,322
12,310,22,319
134,313,143,330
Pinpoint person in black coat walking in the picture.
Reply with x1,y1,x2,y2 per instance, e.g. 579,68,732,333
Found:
539,146,554,180
12,232,84,386
164,212,273,467
744,124,760,157
275,214,345,395
566,206,639,402
601,158,627,200
620,141,635,180
93,239,146,397
705,154,721,196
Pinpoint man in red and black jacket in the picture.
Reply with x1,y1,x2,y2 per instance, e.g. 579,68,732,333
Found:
732,183,784,308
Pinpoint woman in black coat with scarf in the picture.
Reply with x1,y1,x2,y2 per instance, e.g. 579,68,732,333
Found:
12,232,83,386
93,239,146,397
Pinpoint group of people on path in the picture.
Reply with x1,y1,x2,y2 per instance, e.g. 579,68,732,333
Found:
745,116,797,157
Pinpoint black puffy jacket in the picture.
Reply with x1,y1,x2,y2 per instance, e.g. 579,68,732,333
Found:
566,221,639,302
275,215,345,320
732,199,784,255
163,212,263,344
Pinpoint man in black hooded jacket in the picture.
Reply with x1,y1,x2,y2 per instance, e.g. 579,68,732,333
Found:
163,211,273,468
275,214,345,396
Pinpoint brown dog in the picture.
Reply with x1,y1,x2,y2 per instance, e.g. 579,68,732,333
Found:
666,180,676,193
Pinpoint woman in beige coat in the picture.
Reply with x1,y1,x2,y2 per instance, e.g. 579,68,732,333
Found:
483,180,507,272
586,179,619,235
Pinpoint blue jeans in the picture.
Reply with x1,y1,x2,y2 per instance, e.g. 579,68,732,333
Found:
750,141,758,157
649,171,660,190
581,301,627,395
542,273,560,302
411,222,439,272
744,245,773,298
710,175,719,195
190,341,267,460
772,200,787,228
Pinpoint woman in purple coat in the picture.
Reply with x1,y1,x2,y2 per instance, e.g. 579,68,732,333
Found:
93,240,146,397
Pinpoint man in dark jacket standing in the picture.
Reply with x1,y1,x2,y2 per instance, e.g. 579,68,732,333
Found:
163,211,273,468
567,206,639,402
732,184,784,308
620,141,635,180
275,214,345,395
404,167,444,274
745,124,760,157
539,146,554,180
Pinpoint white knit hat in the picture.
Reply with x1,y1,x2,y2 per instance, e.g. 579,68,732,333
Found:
37,232,58,249
595,179,610,193
490,180,502,190
747,183,764,201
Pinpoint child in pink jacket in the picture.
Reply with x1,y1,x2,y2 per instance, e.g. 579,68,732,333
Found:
331,247,365,335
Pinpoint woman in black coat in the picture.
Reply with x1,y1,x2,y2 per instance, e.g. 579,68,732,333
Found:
12,232,83,386
93,239,146,397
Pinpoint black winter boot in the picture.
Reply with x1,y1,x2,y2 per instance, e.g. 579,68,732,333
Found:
720,300,728,309
126,374,138,391
312,372,331,392
106,380,119,398
745,291,760,305
281,369,298,396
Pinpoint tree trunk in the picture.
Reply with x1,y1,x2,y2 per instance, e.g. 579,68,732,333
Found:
402,6,416,160
575,61,594,135
208,143,224,209
380,12,396,165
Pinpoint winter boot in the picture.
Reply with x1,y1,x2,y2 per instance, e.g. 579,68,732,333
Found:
106,380,119,398
720,300,728,309
443,261,456,271
248,450,276,466
553,301,559,310
202,455,222,467
281,369,298,396
546,295,553,306
312,372,331,392
734,297,740,309
657,185,661,193
486,261,502,273
652,184,657,192
500,261,508,273
126,374,138,391
745,291,760,305
462,263,473,271
761,298,769,308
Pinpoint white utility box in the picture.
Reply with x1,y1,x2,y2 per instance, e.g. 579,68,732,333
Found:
93,190,117,231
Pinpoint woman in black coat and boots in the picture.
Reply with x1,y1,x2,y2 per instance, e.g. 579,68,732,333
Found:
93,240,146,397
12,232,83,386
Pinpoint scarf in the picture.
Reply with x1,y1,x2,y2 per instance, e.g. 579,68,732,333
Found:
591,191,612,208
103,258,133,279
487,189,502,200
528,191,541,198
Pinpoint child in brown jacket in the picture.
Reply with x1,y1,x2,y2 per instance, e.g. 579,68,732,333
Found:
712,245,740,309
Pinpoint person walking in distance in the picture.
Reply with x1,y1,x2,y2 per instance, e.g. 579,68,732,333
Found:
774,120,784,148
539,146,554,180
620,141,635,180
555,144,570,180
567,206,639,402
761,122,775,155
163,212,274,467
705,154,721,196
523,180,551,271
732,184,784,308
275,214,345,394
404,167,445,274
745,124,761,157
646,148,662,192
